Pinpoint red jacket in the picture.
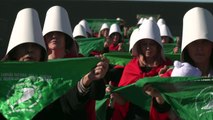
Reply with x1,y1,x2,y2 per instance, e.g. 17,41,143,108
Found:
109,44,119,51
112,57,172,120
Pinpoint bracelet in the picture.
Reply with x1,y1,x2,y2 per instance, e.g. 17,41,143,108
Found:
77,77,90,95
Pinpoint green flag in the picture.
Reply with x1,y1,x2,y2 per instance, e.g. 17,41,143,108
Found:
96,77,213,120
103,52,132,66
96,82,152,120
164,53,180,61
136,77,213,120
0,57,100,120
86,19,118,33
76,37,105,56
163,43,180,54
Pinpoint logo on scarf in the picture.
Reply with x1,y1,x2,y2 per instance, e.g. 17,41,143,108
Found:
195,86,213,119
6,76,46,114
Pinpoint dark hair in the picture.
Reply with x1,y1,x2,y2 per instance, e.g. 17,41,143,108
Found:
181,49,195,66
109,32,123,43
64,33,74,54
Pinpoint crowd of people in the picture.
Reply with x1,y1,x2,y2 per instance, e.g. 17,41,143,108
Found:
0,5,213,120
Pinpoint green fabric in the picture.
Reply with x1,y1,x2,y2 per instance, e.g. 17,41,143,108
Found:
103,51,180,66
76,37,105,56
124,38,129,43
136,77,213,120
103,52,132,66
96,98,108,120
165,53,180,61
122,43,130,52
86,19,118,33
96,77,213,120
136,14,160,21
163,43,177,54
96,83,151,120
113,83,151,110
127,26,138,38
0,57,100,120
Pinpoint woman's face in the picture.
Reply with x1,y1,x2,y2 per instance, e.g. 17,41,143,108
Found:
44,31,66,51
101,29,109,37
14,43,42,61
136,39,159,58
110,32,120,45
161,36,170,44
187,39,213,65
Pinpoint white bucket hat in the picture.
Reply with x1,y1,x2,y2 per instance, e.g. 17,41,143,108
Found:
6,8,47,58
148,16,156,22
43,6,73,38
137,19,162,47
182,7,213,54
158,24,173,39
79,19,92,35
109,23,122,37
73,24,88,38
157,18,166,26
139,18,148,29
99,23,109,32
137,18,144,25
129,28,139,52
133,19,164,58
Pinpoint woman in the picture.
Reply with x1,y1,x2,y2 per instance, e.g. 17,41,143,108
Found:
40,5,109,120
158,24,174,44
73,24,88,39
98,23,109,38
104,23,124,52
0,8,47,120
2,8,47,62
79,19,93,38
145,7,213,120
111,19,172,120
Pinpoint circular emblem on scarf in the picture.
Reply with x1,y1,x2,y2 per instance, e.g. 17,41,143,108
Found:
195,86,213,119
6,76,46,114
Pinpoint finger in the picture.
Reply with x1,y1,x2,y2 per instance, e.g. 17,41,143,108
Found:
106,87,111,92
96,62,108,71
163,65,167,69
109,81,112,86
94,69,102,75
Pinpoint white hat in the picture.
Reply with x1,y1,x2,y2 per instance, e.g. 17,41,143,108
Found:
73,24,88,38
43,6,73,38
137,19,162,47
182,7,213,53
148,16,156,22
171,60,201,77
158,24,173,39
129,28,139,52
157,18,166,26
139,18,148,29
6,8,46,57
133,20,165,59
79,19,92,35
109,23,122,37
116,17,121,21
100,23,109,32
137,18,144,25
